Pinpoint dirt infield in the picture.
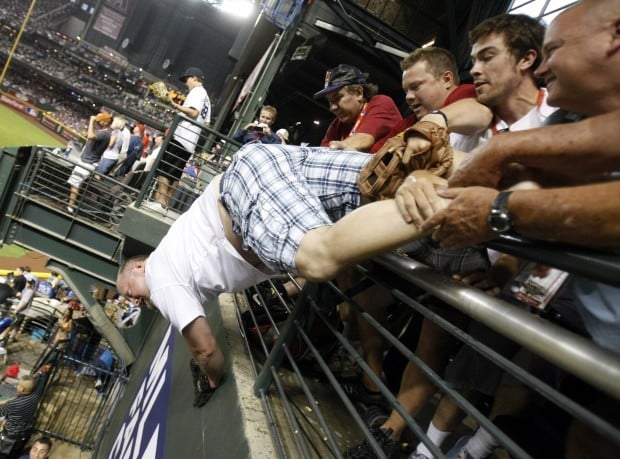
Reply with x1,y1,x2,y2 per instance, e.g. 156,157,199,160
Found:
0,251,50,275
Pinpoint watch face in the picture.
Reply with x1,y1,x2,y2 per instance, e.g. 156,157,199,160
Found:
489,212,511,232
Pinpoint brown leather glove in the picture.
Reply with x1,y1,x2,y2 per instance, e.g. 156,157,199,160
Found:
149,81,172,103
357,120,453,200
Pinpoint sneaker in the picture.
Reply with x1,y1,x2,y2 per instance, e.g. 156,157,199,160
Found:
343,426,398,459
409,453,431,459
446,436,473,459
66,206,74,214
344,381,384,406
142,200,167,216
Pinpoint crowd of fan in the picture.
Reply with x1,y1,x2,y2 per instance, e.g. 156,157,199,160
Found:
0,17,176,131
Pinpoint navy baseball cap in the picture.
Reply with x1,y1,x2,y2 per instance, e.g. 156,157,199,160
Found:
313,64,368,99
180,67,204,82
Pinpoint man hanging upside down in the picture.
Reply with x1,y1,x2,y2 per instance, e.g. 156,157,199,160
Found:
116,120,451,404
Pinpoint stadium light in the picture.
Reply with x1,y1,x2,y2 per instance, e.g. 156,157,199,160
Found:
218,0,255,18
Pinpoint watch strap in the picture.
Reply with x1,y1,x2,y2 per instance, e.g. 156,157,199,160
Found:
488,191,514,233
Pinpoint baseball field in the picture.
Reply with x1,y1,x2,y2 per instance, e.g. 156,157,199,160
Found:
0,105,60,273
0,105,65,148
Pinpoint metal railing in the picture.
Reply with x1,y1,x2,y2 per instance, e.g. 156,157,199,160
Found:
16,147,142,230
32,337,127,451
238,244,620,458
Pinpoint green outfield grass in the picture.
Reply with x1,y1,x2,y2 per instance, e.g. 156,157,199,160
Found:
0,105,65,148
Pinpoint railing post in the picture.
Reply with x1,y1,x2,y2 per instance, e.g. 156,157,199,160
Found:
253,283,313,396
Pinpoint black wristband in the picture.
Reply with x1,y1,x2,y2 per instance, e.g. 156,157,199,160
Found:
429,109,448,127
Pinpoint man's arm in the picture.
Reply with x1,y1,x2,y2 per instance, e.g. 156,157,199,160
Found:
171,102,199,119
329,133,376,151
449,111,620,188
14,289,33,315
422,181,620,249
182,316,225,389
401,100,491,165
437,98,493,135
86,116,97,140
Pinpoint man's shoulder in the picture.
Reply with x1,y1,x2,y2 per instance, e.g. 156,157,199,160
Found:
368,94,399,109
444,84,477,105
189,85,208,100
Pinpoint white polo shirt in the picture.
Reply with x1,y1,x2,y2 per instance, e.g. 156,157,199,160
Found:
145,181,273,332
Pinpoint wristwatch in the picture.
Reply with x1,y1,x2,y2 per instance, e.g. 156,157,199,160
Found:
488,191,514,234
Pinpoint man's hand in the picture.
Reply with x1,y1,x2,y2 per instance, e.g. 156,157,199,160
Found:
401,136,431,165
328,140,345,149
394,171,448,225
453,253,520,297
421,186,499,248
453,271,502,297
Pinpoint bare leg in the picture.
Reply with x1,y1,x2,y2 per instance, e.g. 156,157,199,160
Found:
295,199,437,282
382,314,460,439
356,284,393,392
154,175,170,206
432,389,476,433
68,186,79,209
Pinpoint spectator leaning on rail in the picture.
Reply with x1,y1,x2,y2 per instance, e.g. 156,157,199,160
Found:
337,45,493,432
391,2,620,458
315,64,402,152
66,111,113,213
152,67,211,210
231,105,281,145
343,12,559,458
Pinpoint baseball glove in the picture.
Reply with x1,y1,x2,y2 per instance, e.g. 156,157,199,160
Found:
149,81,171,103
357,120,453,200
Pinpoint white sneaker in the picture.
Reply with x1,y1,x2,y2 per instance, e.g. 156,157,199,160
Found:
142,201,167,215
67,206,74,213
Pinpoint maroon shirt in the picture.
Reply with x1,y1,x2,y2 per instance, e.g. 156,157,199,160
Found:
370,84,477,153
321,94,403,151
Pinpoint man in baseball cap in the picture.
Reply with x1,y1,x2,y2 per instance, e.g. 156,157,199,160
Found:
313,64,368,99
179,67,204,83
152,66,211,209
313,64,401,152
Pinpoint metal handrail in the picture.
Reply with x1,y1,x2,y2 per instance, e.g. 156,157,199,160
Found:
376,252,620,400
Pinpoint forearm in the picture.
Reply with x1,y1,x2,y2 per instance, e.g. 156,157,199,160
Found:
496,112,620,175
331,133,375,152
87,120,96,139
510,181,620,248
438,99,493,135
171,102,198,120
182,317,224,388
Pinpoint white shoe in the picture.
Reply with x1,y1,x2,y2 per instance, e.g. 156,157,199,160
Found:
67,206,74,214
143,201,167,215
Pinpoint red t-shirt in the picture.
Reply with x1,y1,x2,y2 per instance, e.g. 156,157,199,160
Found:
321,94,403,151
370,83,477,153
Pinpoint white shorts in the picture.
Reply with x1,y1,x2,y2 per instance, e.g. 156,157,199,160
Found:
67,160,97,188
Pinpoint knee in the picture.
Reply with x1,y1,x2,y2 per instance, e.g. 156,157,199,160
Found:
295,234,342,282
